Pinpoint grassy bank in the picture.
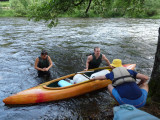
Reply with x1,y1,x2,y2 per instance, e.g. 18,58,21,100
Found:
0,1,14,17
0,9,14,17
149,9,160,19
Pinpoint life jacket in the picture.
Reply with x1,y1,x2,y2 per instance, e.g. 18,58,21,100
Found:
88,53,102,69
37,56,49,69
112,67,136,86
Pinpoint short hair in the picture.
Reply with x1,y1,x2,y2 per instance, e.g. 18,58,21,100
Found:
41,49,48,55
94,47,100,51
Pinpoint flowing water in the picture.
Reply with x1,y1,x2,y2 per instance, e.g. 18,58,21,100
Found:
0,17,160,120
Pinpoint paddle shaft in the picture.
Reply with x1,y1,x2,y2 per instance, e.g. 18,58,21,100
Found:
76,70,94,74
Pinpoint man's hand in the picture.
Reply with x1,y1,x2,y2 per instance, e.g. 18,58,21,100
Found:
43,68,49,71
84,68,88,71
109,65,114,69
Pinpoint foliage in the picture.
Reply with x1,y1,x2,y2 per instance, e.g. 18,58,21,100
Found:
0,3,2,14
27,0,58,28
27,0,147,26
1,0,160,23
0,1,10,7
10,0,31,16
0,9,14,17
0,1,14,17
144,0,160,17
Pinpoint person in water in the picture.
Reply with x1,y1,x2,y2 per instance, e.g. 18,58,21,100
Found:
91,59,149,108
84,47,112,71
35,50,53,77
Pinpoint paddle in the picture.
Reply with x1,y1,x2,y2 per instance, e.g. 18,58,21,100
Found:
76,70,94,74
76,66,111,74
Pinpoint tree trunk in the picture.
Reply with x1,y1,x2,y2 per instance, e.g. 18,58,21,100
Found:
149,27,160,102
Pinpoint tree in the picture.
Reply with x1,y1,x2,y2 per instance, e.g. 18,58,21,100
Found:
149,27,160,102
27,0,145,27
27,0,94,27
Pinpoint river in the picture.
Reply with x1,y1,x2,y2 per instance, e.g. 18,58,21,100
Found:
0,17,160,120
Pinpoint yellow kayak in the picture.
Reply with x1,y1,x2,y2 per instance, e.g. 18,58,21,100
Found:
3,64,136,105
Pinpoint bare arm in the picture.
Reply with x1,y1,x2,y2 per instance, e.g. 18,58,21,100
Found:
46,56,53,71
102,54,113,68
34,58,44,71
84,55,92,71
90,75,107,81
136,73,149,85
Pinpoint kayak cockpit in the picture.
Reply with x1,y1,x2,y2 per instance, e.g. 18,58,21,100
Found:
43,68,111,90
46,81,59,88
43,78,91,90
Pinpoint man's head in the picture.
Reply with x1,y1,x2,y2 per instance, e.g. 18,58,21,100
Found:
94,47,100,56
41,50,48,59
110,59,123,68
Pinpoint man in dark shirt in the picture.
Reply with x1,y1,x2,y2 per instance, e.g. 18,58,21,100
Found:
84,47,112,71
35,50,53,77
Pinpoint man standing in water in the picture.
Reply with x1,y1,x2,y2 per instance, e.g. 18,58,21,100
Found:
35,50,53,78
84,47,112,71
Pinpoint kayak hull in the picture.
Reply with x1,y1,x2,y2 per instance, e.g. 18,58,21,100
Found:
3,64,136,105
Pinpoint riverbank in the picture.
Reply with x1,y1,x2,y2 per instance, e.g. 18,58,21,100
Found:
0,1,14,17
1,1,160,19
140,101,160,118
0,9,14,17
109,100,160,119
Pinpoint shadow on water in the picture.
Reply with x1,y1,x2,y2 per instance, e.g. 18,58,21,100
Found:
0,17,159,120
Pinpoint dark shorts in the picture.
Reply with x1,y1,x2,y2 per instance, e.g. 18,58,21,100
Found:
112,88,148,108
38,71,51,78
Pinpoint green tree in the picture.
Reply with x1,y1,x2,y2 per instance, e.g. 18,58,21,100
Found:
27,0,145,27
10,0,31,16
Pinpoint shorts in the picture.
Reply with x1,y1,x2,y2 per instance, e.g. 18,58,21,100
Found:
38,71,51,78
112,88,148,108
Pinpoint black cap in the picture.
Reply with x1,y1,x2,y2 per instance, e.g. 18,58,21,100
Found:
41,49,48,55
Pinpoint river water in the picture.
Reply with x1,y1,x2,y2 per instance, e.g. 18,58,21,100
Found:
0,17,160,120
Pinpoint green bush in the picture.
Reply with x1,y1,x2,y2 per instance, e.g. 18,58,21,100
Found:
0,9,14,17
0,1,10,7
0,4,2,14
145,9,157,17
144,0,159,17
10,0,32,16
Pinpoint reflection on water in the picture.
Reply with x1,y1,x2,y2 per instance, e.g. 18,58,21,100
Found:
0,17,159,119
